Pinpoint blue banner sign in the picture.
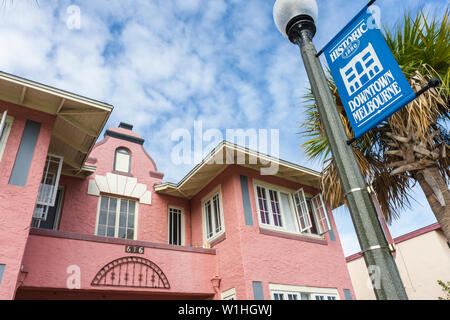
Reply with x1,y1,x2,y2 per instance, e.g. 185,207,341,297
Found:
322,6,416,140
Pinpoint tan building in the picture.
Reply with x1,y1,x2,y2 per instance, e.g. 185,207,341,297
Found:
346,223,450,300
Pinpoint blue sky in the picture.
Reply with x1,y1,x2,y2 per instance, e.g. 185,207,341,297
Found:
0,0,447,256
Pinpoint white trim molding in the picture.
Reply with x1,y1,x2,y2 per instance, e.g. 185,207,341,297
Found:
269,283,340,300
88,172,152,205
221,288,236,300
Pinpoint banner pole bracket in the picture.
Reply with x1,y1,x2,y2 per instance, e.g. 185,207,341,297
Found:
347,137,357,145
415,78,441,98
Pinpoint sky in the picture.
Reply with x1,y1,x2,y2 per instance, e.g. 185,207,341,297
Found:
0,0,447,256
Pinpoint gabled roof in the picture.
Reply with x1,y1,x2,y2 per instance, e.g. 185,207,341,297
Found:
0,71,113,178
155,141,321,199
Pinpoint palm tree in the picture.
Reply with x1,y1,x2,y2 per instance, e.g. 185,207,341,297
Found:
301,8,450,241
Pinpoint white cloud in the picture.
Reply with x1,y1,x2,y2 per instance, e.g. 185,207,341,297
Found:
0,0,445,245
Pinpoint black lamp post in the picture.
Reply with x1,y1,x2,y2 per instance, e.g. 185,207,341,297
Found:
273,0,408,300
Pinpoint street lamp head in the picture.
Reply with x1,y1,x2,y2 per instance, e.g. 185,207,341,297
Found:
273,0,318,42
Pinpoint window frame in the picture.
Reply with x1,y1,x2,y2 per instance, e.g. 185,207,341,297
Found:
35,154,64,207
311,293,339,300
292,188,313,232
114,147,131,174
312,194,332,235
201,186,225,243
95,195,139,240
253,180,331,238
253,180,303,235
32,186,65,230
0,112,13,162
271,291,300,300
269,284,340,301
254,182,294,231
168,206,185,246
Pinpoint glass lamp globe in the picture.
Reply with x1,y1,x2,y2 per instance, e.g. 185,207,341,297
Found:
273,0,319,37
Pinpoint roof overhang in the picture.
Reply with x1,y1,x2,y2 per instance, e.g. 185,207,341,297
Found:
155,141,321,199
0,71,113,179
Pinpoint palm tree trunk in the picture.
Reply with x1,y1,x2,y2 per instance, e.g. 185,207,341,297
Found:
416,166,450,243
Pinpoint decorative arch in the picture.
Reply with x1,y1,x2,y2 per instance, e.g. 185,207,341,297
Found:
91,256,170,289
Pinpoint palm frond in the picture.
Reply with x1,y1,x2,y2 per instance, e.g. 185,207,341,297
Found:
299,7,450,223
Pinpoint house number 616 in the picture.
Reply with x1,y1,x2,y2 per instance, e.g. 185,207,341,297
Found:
125,245,144,254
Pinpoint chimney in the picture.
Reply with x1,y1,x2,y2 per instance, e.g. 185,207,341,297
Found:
119,122,133,131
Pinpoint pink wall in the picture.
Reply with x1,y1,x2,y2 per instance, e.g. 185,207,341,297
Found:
11,122,355,300
189,164,355,300
19,232,217,297
190,165,248,299
57,130,192,245
240,166,355,300
0,101,55,299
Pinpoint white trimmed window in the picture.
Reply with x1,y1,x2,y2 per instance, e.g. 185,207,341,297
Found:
203,190,224,241
0,110,13,162
269,284,340,301
256,186,283,228
254,181,331,237
32,187,65,230
114,148,131,173
96,196,138,240
312,194,332,234
33,154,64,221
311,293,338,300
168,207,184,246
272,292,300,300
221,288,236,300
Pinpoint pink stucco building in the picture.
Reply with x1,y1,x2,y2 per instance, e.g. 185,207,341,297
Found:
0,72,355,300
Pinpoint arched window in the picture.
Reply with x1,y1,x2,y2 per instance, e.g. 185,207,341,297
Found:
114,148,131,173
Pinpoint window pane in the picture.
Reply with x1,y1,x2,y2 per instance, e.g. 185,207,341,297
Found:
97,198,136,240
293,190,312,232
118,227,126,239
306,199,319,234
107,227,115,237
280,193,296,232
100,197,108,211
168,210,173,244
213,195,222,233
257,187,270,224
128,201,135,214
205,201,213,239
109,198,117,212
36,155,63,207
173,211,178,245
312,194,331,234
269,190,282,227
99,211,107,225
301,293,310,300
126,228,134,240
177,212,182,244
274,293,284,300
97,225,106,236
169,208,183,245
107,212,116,227
120,200,128,213
115,148,130,173
119,213,127,227
127,214,135,228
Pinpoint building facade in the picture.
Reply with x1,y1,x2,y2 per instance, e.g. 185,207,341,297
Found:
347,223,450,300
0,72,355,300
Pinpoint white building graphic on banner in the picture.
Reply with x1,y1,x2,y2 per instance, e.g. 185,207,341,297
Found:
340,43,383,96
